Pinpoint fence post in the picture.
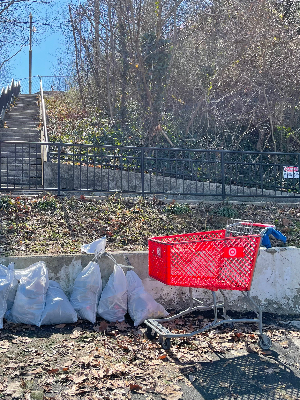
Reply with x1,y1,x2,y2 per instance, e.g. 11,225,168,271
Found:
298,154,300,194
0,142,1,189
57,143,61,196
141,147,145,197
221,150,226,200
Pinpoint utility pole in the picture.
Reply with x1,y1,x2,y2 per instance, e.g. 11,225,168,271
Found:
29,13,32,94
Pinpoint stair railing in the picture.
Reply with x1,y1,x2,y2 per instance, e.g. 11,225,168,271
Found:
0,80,21,127
39,77,49,162
39,77,49,187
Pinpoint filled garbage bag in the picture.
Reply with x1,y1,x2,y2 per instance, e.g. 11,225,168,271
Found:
98,264,127,322
5,262,17,311
126,271,168,326
0,263,14,328
10,261,49,326
40,280,78,325
81,237,106,256
262,227,287,249
70,261,102,323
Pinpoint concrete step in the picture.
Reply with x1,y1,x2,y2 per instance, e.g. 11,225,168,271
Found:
1,163,42,170
1,170,42,176
0,146,41,150
1,157,42,162
0,160,42,166
0,181,42,187
1,176,42,181
2,131,39,137
0,93,43,190
0,177,43,183
0,142,41,146
0,189,44,194
0,148,41,154
0,148,41,157
0,171,42,177
1,124,39,128
0,139,40,143
0,176,42,182
1,171,42,178
1,173,42,180
1,149,41,153
0,132,40,137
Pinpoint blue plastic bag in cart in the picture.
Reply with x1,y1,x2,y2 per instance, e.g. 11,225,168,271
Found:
261,227,287,248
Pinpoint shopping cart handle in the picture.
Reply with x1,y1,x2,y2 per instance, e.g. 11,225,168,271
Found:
240,222,275,228
261,227,287,249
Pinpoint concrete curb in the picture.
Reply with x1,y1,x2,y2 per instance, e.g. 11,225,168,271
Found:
1,247,299,315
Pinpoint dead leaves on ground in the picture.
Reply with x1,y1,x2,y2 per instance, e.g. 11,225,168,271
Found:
0,316,298,399
0,320,184,399
1,194,300,256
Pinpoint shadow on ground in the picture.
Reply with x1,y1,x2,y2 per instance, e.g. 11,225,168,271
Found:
180,352,300,400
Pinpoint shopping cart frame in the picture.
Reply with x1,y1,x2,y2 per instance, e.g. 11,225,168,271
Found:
145,221,274,350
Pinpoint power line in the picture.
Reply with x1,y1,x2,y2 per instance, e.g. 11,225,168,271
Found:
0,1,51,4
0,18,71,26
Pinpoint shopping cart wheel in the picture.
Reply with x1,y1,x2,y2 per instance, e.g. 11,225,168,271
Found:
161,338,171,351
259,334,272,350
146,327,157,340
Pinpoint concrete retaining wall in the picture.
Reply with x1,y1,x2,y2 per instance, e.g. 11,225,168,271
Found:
1,247,299,315
43,161,225,195
43,161,294,201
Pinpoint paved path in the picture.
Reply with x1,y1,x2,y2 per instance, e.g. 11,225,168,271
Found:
0,94,42,189
133,315,300,400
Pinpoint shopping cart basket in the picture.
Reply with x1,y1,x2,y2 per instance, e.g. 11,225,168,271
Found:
145,221,274,350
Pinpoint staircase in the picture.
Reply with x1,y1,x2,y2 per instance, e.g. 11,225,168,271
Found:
0,94,42,190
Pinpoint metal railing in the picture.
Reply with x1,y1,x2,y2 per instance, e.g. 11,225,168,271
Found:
42,143,300,199
0,80,21,127
0,141,42,191
39,78,49,178
2,140,300,200
18,76,70,94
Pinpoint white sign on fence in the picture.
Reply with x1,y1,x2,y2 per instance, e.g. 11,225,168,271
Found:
283,166,299,179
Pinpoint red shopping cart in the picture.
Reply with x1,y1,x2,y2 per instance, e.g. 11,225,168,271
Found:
145,221,274,350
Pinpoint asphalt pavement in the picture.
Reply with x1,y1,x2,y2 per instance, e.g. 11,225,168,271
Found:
133,314,300,400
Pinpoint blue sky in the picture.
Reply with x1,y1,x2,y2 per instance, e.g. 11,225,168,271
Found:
12,31,63,79
10,31,65,93
3,0,72,93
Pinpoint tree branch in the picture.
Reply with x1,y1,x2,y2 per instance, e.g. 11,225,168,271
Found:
0,39,28,71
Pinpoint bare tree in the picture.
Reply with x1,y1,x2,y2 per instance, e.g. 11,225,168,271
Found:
66,0,300,151
0,0,54,82
168,0,300,151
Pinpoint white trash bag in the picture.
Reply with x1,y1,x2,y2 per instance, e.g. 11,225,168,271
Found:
126,271,168,326
81,237,106,256
0,263,14,329
5,262,17,311
40,280,78,326
10,261,49,326
98,264,127,322
70,261,102,323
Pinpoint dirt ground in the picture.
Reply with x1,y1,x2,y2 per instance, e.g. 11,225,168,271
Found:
1,194,300,399
0,311,300,400
0,194,298,257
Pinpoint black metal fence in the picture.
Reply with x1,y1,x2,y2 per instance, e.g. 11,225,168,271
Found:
1,141,300,200
1,141,297,199
0,142,42,191
0,80,21,127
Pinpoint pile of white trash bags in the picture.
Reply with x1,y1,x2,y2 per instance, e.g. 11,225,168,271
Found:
0,239,168,328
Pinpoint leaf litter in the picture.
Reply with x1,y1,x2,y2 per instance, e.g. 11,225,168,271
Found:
0,194,298,256
0,312,298,399
0,195,299,397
